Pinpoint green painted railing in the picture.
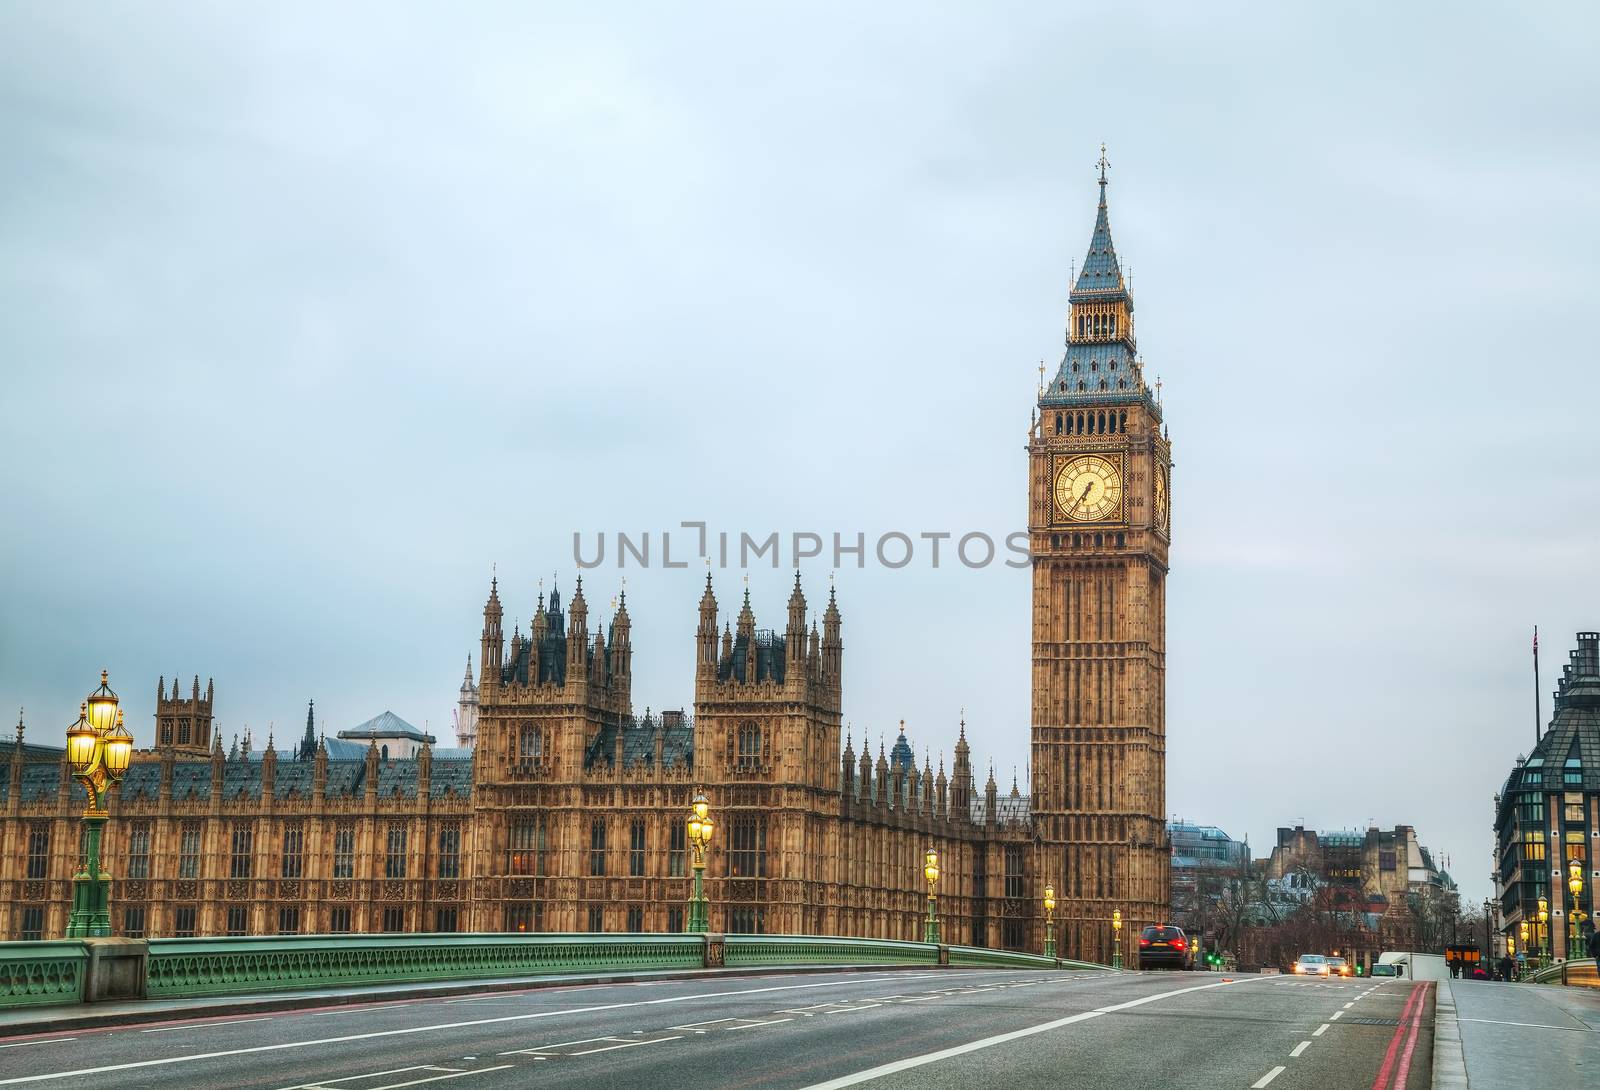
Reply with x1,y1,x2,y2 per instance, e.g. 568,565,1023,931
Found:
1,933,1114,1011
725,934,937,967
146,933,704,998
0,941,88,1008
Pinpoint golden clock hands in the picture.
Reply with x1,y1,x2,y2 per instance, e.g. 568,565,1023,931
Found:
1071,480,1094,515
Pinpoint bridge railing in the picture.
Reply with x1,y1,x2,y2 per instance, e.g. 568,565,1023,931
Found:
1,933,1114,1011
1526,957,1598,987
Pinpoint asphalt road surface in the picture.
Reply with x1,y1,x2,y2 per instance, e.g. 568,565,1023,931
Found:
0,968,1434,1090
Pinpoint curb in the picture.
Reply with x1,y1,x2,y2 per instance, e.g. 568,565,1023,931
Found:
1431,979,1469,1089
0,961,1069,1039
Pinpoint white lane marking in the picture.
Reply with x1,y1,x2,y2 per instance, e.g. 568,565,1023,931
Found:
0,973,942,1086
0,1040,76,1051
305,1004,414,1018
1343,1002,1354,1009
1457,1017,1580,1030
1329,1011,1343,1020
1290,1041,1310,1057
791,976,1265,1090
142,1017,272,1033
276,1063,448,1087
1252,1067,1285,1088
568,1036,682,1057
728,1017,793,1030
1313,1024,1329,1036
444,996,500,1004
351,1068,513,1090
823,1003,882,1015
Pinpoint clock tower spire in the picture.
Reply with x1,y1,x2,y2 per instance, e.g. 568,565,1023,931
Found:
1028,151,1171,965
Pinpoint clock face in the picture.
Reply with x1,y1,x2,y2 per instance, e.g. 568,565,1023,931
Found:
1053,454,1124,523
1153,464,1169,532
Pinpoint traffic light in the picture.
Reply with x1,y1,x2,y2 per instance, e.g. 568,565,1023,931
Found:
1356,964,1364,976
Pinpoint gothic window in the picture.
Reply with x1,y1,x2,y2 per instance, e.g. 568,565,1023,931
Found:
229,823,253,879
173,906,196,937
1118,379,1126,390
328,907,351,933
382,907,405,932
1110,314,1118,336
25,823,49,880
1119,411,1127,430
179,820,202,879
19,907,44,941
590,818,607,876
504,904,533,932
280,822,304,879
669,821,687,877
278,907,300,935
1002,917,1024,951
160,720,172,745
626,906,644,931
730,816,767,878
1091,361,1098,372
178,718,191,745
729,908,766,934
226,906,248,935
519,726,542,761
1099,380,1108,390
630,818,647,876
588,905,604,932
381,744,389,762
737,722,762,769
1004,845,1024,898
1054,413,1062,435
385,824,408,878
1071,362,1079,373
667,907,684,931
1078,382,1085,392
438,822,461,879
332,822,356,878
436,908,458,933
508,818,538,875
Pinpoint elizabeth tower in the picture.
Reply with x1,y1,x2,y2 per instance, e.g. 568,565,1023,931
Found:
1029,152,1170,964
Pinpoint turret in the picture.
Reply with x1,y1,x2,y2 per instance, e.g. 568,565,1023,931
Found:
697,574,719,676
821,584,842,694
567,576,589,674
951,719,973,818
984,763,998,827
785,571,807,667
841,728,856,796
481,577,504,675
611,588,632,683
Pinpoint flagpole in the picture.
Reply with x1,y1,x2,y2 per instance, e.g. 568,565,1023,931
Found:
1533,625,1541,747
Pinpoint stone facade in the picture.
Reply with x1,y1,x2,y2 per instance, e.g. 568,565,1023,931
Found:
0,165,1168,959
1027,155,1172,964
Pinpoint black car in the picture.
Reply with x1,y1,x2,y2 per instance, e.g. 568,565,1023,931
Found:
1139,925,1192,970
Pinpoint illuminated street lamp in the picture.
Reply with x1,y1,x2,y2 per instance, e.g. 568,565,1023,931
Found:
1112,909,1123,970
1043,884,1057,959
65,672,134,937
1538,897,1549,965
1568,860,1587,961
923,848,941,944
685,789,714,932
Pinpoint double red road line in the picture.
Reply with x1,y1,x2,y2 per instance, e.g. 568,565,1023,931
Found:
1369,981,1430,1090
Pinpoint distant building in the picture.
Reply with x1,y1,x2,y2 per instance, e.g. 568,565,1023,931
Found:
1169,820,1250,933
335,711,436,761
1263,823,1454,944
1494,631,1599,960
454,658,479,750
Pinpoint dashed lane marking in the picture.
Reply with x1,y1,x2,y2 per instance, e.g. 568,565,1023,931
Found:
0,1040,76,1051
1290,1041,1310,1057
1313,1024,1329,1036
1330,1011,1344,1020
1252,1066,1285,1088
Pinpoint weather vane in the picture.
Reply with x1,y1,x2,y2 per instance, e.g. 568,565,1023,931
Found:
1098,142,1109,182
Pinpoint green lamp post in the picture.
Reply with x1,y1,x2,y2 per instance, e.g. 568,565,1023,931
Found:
685,789,714,932
65,672,134,937
1043,884,1057,958
1112,908,1123,969
923,848,941,944
1539,897,1549,967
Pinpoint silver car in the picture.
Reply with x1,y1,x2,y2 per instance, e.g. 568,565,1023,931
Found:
1293,953,1330,976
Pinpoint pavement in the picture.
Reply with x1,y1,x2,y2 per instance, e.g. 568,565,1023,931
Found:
1447,976,1600,1086
0,968,1434,1090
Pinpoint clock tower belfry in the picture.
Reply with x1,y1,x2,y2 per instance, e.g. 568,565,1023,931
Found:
1028,149,1171,965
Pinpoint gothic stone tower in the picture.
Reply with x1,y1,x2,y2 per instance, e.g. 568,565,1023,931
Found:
1028,153,1171,964
154,675,214,757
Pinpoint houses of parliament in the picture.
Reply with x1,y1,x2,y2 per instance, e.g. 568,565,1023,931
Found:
0,162,1172,964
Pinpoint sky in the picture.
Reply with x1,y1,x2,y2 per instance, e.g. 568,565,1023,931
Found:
2,2,1597,906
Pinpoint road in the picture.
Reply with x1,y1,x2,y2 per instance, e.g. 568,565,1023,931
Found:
0,968,1433,1090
